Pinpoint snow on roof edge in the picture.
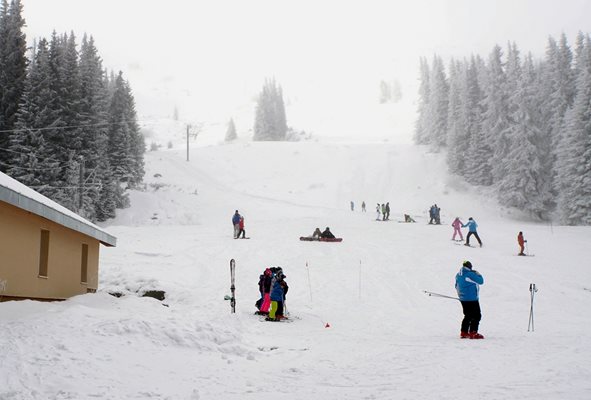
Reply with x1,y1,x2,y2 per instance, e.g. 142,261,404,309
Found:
0,173,116,247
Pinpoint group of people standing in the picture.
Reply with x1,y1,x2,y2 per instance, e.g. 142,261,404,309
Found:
376,202,391,221
351,201,367,212
232,210,246,239
255,267,289,321
429,204,441,224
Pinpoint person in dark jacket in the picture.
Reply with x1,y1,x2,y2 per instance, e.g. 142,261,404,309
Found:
232,210,241,238
321,227,336,239
257,268,273,314
455,260,485,339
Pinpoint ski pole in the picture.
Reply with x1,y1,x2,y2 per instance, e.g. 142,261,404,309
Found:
526,241,529,255
528,283,538,332
423,290,459,300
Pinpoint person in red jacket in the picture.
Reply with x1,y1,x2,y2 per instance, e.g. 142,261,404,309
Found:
517,232,526,256
237,216,246,239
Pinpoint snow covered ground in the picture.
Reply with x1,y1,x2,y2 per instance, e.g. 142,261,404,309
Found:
2,139,591,399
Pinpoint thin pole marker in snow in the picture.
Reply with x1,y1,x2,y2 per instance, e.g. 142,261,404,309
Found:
306,261,330,328
306,261,313,303
359,260,362,300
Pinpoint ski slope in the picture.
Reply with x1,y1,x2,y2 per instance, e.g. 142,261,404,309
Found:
1,141,591,400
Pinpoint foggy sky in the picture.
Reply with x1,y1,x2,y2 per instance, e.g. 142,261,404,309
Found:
21,0,591,124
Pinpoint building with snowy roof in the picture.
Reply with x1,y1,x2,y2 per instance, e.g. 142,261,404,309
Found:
0,172,116,301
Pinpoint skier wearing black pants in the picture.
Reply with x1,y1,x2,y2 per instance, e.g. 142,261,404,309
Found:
455,260,485,339
462,217,482,247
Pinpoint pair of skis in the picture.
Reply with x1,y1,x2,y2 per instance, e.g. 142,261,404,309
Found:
229,259,236,313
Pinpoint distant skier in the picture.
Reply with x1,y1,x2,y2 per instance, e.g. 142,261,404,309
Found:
385,202,391,220
455,260,485,339
232,210,241,238
350,201,355,211
321,227,336,239
451,217,464,241
361,201,366,212
381,203,386,221
462,217,482,247
376,203,381,220
434,204,441,224
517,232,527,256
429,205,435,224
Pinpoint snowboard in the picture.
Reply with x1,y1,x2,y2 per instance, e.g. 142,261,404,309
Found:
234,237,251,239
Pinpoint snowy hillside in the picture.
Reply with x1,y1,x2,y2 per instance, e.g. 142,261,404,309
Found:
2,141,591,399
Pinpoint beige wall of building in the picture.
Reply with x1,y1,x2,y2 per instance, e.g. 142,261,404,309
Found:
0,201,100,300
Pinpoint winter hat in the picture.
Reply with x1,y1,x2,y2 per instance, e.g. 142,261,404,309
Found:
468,217,473,220
463,260,473,269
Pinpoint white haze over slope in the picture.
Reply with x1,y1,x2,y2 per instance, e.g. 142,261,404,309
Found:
1,131,591,399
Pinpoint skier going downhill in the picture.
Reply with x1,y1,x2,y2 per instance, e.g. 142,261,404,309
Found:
455,260,485,339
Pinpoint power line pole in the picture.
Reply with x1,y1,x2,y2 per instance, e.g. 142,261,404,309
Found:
186,123,203,162
78,156,85,215
186,124,190,162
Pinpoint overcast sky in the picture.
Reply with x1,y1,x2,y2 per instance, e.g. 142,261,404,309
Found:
21,0,591,125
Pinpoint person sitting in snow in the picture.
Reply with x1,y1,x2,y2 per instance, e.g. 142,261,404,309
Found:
312,227,322,239
321,227,336,239
404,214,416,223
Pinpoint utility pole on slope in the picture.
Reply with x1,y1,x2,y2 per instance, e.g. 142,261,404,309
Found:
186,123,203,162
78,156,85,216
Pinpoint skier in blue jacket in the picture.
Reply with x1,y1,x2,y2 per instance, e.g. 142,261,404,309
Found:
455,260,485,339
232,210,241,238
267,270,289,321
462,217,482,247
